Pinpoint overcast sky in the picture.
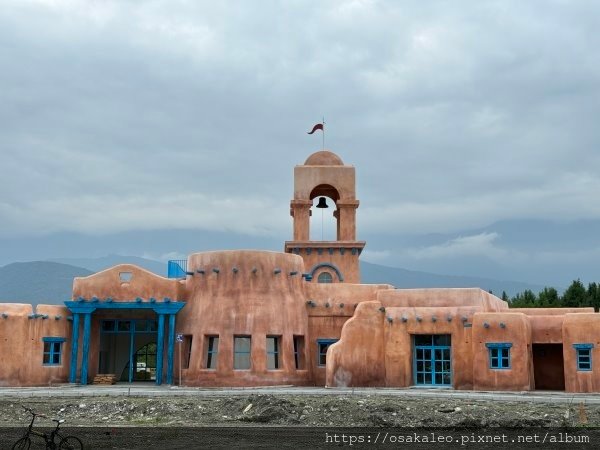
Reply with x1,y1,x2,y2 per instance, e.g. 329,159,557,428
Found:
1,0,599,286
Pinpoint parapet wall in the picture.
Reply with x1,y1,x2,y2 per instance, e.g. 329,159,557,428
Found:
377,288,509,311
73,264,183,301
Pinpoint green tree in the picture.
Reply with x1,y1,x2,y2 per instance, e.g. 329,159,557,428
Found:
510,290,537,308
538,287,560,307
522,289,537,307
587,282,600,311
562,279,587,307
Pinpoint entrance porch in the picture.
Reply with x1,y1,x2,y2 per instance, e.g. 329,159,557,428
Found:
65,301,185,385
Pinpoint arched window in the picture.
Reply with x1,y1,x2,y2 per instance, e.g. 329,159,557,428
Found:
318,272,333,283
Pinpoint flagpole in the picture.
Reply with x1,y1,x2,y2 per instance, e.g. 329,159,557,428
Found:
322,116,325,150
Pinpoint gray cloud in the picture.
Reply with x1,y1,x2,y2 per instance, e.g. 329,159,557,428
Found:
1,0,600,285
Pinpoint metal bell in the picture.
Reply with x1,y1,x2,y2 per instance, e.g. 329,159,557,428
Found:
315,197,328,208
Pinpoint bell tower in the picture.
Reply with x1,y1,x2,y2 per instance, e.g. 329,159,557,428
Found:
284,150,365,283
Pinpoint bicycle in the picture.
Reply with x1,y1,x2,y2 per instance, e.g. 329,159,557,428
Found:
12,406,83,449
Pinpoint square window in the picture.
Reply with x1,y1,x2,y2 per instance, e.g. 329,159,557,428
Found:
42,338,65,366
234,336,251,370
317,339,338,367
487,343,512,369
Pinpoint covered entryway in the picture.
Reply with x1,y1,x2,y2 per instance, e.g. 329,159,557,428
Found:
533,344,565,390
413,334,452,386
65,300,185,385
98,319,158,383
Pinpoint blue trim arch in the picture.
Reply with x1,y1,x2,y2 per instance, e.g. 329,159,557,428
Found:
308,263,344,282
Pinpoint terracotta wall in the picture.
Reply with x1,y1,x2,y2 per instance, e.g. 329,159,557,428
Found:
306,282,393,386
0,304,71,387
301,250,362,284
563,313,600,392
472,312,534,391
528,316,564,343
305,282,393,305
383,306,478,390
176,250,311,386
326,301,385,387
325,298,480,389
293,165,356,201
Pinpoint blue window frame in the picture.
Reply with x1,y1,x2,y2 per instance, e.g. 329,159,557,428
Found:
101,319,158,334
573,344,593,371
43,337,65,365
317,339,338,366
486,343,512,369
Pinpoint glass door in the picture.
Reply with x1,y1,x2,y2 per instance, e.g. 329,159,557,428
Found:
413,334,452,386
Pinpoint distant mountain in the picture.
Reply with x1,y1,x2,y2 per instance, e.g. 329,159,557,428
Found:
360,261,551,297
49,255,165,276
0,261,92,306
0,257,554,306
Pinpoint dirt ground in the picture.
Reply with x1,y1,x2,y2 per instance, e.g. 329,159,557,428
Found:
1,393,598,427
1,394,598,448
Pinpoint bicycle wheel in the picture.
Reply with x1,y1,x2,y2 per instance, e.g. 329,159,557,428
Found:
11,436,31,450
58,436,83,450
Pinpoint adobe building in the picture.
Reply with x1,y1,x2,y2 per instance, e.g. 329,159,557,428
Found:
1,150,600,392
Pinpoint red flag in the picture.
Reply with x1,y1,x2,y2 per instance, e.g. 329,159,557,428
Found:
307,123,324,134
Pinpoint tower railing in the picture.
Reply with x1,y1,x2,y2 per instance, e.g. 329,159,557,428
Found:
167,260,187,278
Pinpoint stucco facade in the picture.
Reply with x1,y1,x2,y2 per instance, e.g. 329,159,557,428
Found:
1,150,599,392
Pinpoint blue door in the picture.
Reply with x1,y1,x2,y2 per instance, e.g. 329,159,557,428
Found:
413,334,452,386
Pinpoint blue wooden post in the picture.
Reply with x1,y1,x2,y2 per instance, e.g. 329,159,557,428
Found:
156,313,165,385
69,313,80,383
129,320,135,383
166,314,176,384
80,312,92,385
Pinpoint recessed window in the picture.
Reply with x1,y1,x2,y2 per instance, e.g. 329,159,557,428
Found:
574,344,593,371
266,336,281,370
294,335,305,370
119,272,133,282
317,272,333,283
486,343,512,369
234,336,251,370
42,337,65,365
204,336,218,369
183,335,193,369
317,339,338,366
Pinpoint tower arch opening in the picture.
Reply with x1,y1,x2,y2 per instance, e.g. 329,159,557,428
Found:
309,185,340,241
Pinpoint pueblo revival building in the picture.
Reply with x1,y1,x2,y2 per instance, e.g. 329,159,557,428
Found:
1,150,600,392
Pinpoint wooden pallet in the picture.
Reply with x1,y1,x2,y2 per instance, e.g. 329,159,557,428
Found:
93,374,117,385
